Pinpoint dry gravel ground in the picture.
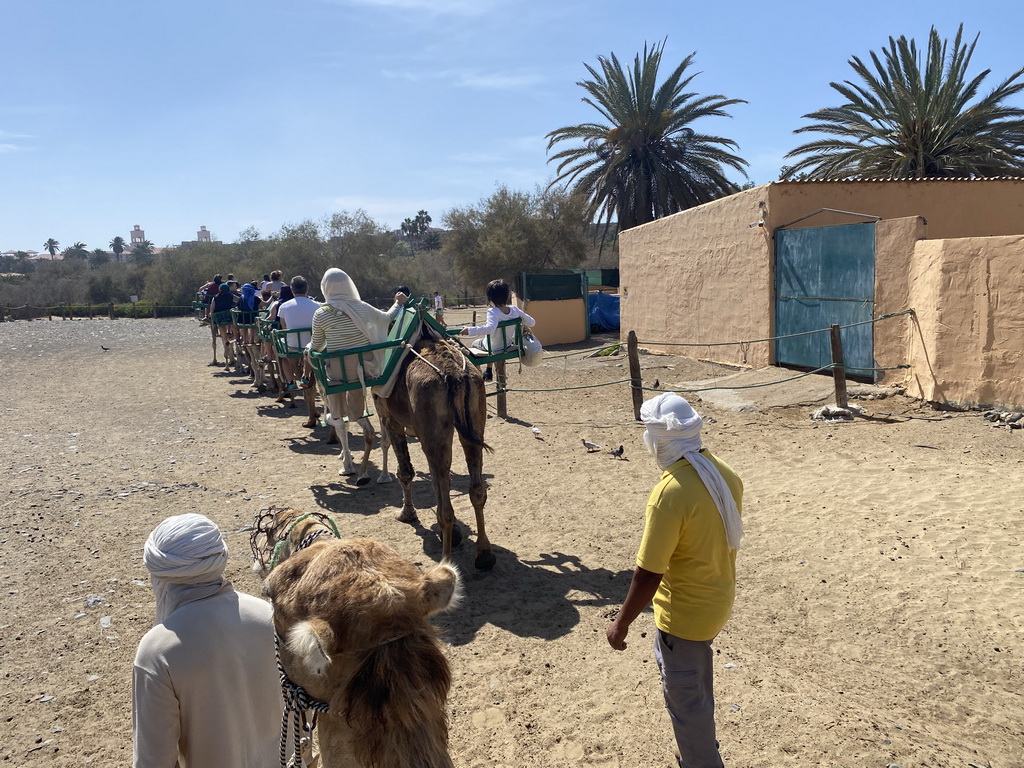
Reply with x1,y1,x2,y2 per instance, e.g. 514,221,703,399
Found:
1,315,1022,768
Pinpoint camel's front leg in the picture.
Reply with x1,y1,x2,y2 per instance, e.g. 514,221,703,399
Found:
377,426,394,484
301,388,318,429
386,426,418,523
354,416,374,486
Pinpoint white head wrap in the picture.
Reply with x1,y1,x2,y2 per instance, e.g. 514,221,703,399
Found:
319,268,392,375
641,393,743,550
144,513,229,624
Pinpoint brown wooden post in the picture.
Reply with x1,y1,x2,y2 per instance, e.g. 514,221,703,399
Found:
472,310,477,325
627,330,644,421
829,324,848,409
132,301,137,319
108,302,115,320
495,360,508,418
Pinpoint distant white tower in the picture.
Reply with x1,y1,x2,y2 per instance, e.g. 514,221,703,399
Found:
197,226,211,243
131,225,146,245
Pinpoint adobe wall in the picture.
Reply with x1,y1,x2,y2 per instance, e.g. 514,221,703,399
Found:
873,216,927,383
905,236,1024,409
619,186,773,367
766,180,1024,239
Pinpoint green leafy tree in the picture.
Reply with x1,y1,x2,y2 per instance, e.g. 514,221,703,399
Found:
89,248,111,268
43,238,60,259
783,25,1024,179
109,236,126,261
546,41,748,232
443,184,589,292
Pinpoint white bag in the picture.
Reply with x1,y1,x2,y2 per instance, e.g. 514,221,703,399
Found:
521,330,544,367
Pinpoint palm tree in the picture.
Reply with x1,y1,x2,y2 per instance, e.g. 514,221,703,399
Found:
109,236,126,262
131,239,155,265
783,25,1024,179
546,41,748,232
43,238,60,259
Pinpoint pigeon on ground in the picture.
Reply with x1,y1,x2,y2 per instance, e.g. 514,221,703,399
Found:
531,426,543,440
609,445,625,459
581,439,601,452
651,378,659,389
101,346,109,351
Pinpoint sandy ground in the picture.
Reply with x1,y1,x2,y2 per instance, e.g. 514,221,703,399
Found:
1,314,1021,768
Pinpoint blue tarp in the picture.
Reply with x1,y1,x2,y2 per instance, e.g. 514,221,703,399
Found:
588,292,620,332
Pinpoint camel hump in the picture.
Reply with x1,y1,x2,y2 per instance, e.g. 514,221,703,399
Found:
287,618,333,676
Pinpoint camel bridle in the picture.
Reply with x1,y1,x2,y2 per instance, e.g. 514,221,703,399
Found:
250,507,340,768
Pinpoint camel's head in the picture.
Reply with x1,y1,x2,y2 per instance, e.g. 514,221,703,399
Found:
262,536,462,675
249,506,339,577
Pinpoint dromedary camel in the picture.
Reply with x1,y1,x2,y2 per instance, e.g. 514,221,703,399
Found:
374,333,495,569
251,507,460,768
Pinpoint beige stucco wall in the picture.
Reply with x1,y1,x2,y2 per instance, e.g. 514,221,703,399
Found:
873,216,928,382
766,179,1024,239
619,186,773,367
516,297,587,346
904,236,1024,409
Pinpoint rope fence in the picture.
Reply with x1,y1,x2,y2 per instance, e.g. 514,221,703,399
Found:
492,309,916,420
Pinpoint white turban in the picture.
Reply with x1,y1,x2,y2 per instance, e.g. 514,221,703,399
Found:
144,514,229,624
641,393,743,551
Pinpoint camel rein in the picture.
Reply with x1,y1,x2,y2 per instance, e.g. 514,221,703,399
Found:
261,511,340,768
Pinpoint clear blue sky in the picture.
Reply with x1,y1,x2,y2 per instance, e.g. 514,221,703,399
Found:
2,0,1021,252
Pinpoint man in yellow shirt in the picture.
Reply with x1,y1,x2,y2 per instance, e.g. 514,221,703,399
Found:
607,393,743,768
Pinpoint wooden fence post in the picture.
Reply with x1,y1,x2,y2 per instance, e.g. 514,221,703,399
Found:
472,310,477,325
108,303,115,320
495,360,508,419
627,330,643,421
829,324,848,409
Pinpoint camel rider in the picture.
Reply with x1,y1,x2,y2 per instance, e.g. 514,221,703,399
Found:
307,268,409,380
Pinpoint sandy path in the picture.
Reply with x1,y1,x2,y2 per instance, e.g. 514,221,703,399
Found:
1,316,1021,767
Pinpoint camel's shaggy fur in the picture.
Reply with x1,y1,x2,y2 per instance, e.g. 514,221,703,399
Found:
374,335,495,569
253,507,461,768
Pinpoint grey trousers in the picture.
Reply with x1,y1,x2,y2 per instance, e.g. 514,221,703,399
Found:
654,629,724,768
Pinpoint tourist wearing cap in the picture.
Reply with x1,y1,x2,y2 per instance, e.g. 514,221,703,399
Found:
606,393,744,768
132,513,281,768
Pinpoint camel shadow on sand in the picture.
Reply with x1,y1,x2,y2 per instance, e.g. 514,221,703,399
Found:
308,469,630,645
431,545,634,646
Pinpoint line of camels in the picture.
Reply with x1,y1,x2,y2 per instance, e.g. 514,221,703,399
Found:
240,318,497,768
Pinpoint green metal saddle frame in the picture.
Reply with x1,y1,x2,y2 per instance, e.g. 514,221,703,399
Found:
272,326,313,360
256,313,277,344
308,299,524,397
231,307,257,331
211,309,235,327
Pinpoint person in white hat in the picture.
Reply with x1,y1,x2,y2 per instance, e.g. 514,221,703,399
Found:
132,514,282,768
606,393,744,768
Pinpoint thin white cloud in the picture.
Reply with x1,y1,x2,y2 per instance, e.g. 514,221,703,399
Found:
0,144,21,153
382,67,542,90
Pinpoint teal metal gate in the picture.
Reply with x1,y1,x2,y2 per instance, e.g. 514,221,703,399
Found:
774,222,876,380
